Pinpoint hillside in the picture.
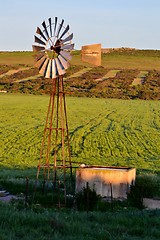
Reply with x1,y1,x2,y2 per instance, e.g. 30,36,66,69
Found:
0,50,160,100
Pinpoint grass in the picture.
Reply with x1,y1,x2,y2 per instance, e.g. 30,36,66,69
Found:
1,50,160,70
102,54,160,70
0,201,159,240
0,94,160,171
0,51,34,65
71,50,160,70
0,50,160,239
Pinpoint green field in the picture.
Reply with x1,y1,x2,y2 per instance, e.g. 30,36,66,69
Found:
0,92,160,239
1,49,160,70
0,94,160,171
0,51,160,239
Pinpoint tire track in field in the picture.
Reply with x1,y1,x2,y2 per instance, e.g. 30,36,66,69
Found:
129,118,158,157
70,111,115,157
105,108,135,158
109,124,130,158
103,120,125,158
135,106,160,156
133,131,157,157
105,106,153,159
124,115,157,158
71,107,137,159
151,108,160,131
114,104,159,159
70,113,105,156
120,116,147,158
142,106,160,154
104,132,115,157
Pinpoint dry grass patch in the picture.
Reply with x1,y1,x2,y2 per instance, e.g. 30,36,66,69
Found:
131,71,148,86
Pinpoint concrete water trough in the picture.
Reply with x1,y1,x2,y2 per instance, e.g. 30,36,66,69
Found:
76,165,136,200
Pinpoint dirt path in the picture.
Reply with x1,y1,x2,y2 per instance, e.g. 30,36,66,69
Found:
131,71,148,86
64,67,92,79
14,74,41,83
95,70,120,82
0,67,30,78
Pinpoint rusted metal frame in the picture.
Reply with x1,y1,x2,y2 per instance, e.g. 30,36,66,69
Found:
59,75,67,204
59,76,65,167
41,164,78,168
45,78,56,180
36,88,52,180
62,76,74,200
43,79,55,181
53,77,59,187
62,77,72,177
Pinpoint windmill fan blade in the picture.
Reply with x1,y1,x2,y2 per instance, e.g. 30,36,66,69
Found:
33,17,73,78
34,35,46,46
58,55,69,70
45,59,52,78
59,25,69,39
52,59,58,78
34,52,46,62
56,19,64,38
54,17,58,36
36,27,47,41
55,58,66,76
61,33,73,44
39,58,49,75
61,44,74,50
32,45,45,52
60,50,72,61
48,17,52,37
42,20,50,39
35,55,47,69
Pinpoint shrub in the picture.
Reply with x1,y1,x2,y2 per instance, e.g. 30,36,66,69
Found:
75,184,100,211
127,174,160,209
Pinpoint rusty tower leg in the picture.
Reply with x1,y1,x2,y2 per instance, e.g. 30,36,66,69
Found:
36,76,72,205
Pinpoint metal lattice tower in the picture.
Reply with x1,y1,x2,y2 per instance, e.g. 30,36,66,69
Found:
32,17,74,204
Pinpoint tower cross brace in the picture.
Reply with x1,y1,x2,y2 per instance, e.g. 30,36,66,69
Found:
36,76,72,202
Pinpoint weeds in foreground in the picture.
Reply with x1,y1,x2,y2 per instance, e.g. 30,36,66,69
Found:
0,170,160,239
0,200,160,240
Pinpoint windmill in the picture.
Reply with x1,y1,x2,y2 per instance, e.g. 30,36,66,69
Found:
32,16,102,205
32,17,74,204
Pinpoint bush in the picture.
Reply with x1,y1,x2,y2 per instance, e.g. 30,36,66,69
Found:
127,174,160,209
75,184,100,211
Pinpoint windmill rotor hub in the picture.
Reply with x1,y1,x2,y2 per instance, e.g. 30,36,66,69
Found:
50,44,61,54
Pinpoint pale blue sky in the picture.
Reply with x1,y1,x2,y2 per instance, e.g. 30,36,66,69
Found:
0,0,160,50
